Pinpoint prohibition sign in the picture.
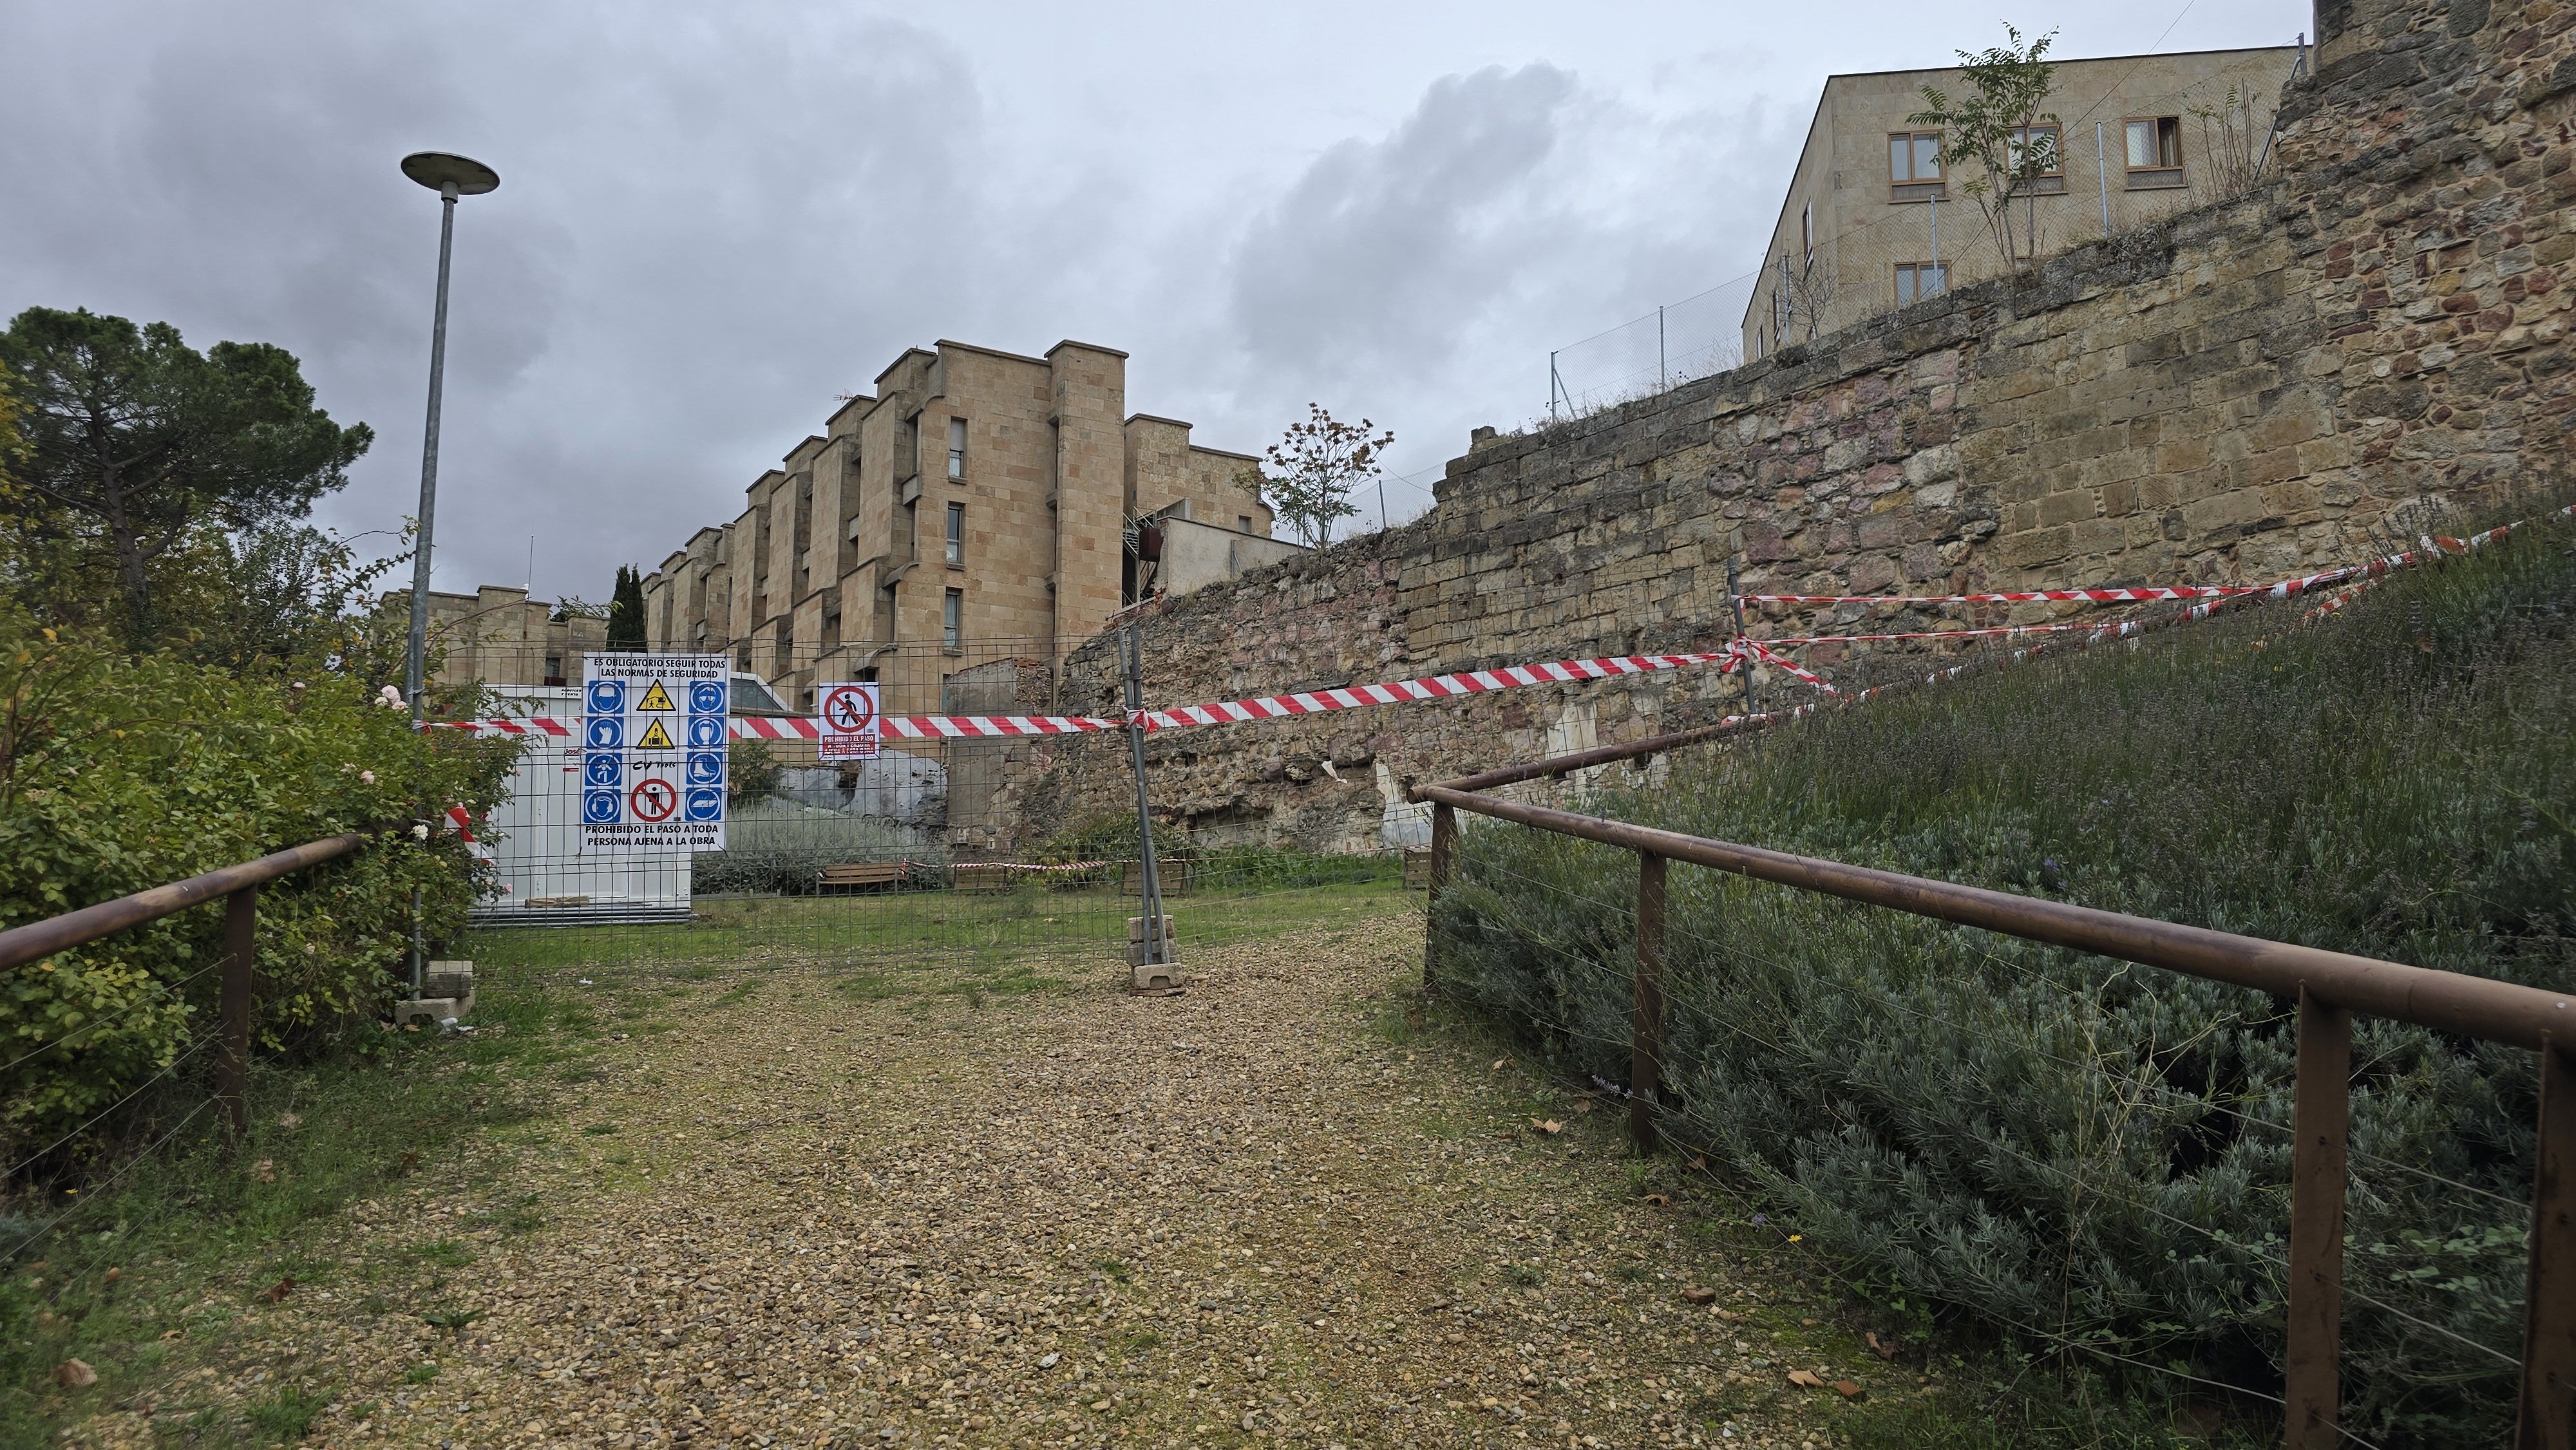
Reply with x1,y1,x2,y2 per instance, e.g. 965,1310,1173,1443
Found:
822,685,876,735
629,778,679,823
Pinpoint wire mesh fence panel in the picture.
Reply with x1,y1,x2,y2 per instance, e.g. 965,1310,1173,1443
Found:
434,639,1422,984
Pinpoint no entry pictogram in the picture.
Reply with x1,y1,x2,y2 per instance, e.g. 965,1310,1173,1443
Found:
629,778,679,823
822,686,875,733
817,681,882,760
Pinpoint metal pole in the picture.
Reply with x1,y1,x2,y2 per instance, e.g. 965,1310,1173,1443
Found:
1728,556,1758,718
404,183,460,727
1657,305,1667,390
2285,986,2353,1449
1122,618,1167,966
410,884,425,995
1549,352,1562,420
2097,122,2112,238
218,886,256,1146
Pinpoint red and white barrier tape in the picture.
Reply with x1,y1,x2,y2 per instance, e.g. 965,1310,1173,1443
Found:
732,712,1123,742
1133,645,1747,730
429,643,1756,740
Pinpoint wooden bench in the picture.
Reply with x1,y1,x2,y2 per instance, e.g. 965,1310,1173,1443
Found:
817,862,907,893
1122,859,1192,896
951,863,1016,893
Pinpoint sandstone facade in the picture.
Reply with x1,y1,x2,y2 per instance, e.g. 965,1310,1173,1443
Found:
638,339,1271,715
986,0,2576,857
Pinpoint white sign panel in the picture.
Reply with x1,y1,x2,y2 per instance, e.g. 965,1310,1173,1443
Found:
816,681,882,761
581,653,730,852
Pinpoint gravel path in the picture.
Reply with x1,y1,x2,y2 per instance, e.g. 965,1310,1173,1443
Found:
97,910,1899,1449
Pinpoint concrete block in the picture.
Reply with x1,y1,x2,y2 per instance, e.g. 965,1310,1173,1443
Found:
393,992,473,1027
423,960,473,1000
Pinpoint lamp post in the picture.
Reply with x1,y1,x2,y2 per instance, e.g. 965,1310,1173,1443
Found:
398,151,500,726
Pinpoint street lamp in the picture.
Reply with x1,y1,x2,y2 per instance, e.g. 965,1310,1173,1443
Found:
398,151,500,725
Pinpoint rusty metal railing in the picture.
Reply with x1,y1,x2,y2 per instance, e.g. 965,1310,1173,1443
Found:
0,834,368,1144
1410,758,2574,1450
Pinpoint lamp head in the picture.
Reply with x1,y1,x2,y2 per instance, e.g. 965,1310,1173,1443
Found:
400,152,500,196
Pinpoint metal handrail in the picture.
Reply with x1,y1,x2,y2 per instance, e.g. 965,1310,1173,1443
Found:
0,834,365,973
1412,785,2573,1051
0,832,370,1147
1411,775,2575,1449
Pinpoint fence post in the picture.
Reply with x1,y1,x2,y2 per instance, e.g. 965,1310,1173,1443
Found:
1425,802,1455,997
2285,986,2351,1449
218,885,256,1146
2517,1035,2576,1450
1630,851,1667,1153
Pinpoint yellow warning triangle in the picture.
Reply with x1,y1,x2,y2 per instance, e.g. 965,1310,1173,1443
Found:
636,718,675,749
636,679,677,711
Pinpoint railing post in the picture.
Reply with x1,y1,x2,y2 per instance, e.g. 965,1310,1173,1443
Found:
1631,851,1667,1153
2285,985,2351,1449
1425,802,1455,997
2517,1035,2576,1450
218,885,257,1146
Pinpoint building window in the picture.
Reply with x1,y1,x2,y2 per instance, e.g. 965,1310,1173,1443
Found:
2007,124,2062,178
2125,116,2184,186
1895,261,1949,306
942,588,963,651
947,416,967,478
544,654,564,686
1801,201,1814,266
945,502,965,566
1886,130,1937,189
1238,514,1253,532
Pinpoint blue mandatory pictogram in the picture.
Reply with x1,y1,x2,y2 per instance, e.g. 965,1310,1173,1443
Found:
582,789,623,825
685,749,725,786
683,786,724,823
687,714,725,748
583,751,623,788
690,680,726,715
587,679,627,715
585,716,625,750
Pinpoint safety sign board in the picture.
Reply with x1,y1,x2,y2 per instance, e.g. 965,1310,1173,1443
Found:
815,682,882,761
581,653,728,852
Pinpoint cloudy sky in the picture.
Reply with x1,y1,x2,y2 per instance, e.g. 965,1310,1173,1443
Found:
1,0,2306,602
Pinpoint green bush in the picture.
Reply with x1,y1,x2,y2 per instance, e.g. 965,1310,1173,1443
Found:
689,797,938,894
0,613,520,1170
1433,514,2574,1447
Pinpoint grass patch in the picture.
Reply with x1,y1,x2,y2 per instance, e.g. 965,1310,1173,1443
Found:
0,977,589,1448
243,1383,329,1442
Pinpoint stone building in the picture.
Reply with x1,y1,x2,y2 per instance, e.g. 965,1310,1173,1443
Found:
1744,43,2306,357
413,586,607,690
640,338,1274,712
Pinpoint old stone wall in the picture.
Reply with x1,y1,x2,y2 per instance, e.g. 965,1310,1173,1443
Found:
989,0,2576,855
